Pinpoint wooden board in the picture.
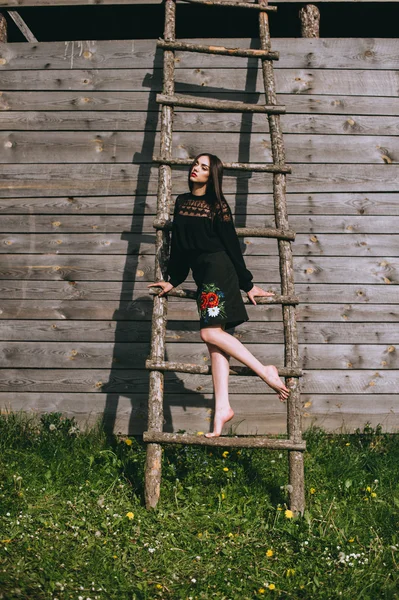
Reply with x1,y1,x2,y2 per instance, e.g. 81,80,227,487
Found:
1,393,397,435
0,193,398,216
0,68,398,96
1,39,398,71
1,233,398,257
1,254,398,284
0,111,398,137
0,164,397,197
0,341,397,370
0,131,397,164
0,368,397,395
0,301,398,321
1,92,397,116
1,282,397,304
0,320,397,344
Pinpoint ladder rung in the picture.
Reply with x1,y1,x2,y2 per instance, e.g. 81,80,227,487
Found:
157,94,286,114
143,431,306,451
153,156,292,174
146,359,303,378
152,219,295,241
148,288,299,305
178,0,278,12
157,40,279,61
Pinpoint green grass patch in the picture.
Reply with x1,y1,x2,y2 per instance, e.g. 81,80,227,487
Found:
0,412,398,599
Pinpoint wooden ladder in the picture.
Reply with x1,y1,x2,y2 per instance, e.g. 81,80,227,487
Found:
144,0,305,515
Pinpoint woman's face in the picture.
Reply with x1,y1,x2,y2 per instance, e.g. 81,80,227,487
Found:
190,155,211,185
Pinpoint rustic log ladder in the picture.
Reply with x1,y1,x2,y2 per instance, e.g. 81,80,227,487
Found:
144,0,305,515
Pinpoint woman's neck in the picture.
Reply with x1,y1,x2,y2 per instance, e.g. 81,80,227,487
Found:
191,183,208,196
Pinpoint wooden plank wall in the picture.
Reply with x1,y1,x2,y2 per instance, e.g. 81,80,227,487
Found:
0,38,398,435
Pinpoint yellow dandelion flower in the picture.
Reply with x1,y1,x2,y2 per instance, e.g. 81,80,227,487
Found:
155,584,162,590
197,533,203,538
345,442,350,446
125,438,132,446
268,583,276,590
228,532,234,538
221,493,225,500
197,431,204,435
371,492,377,497
366,486,372,492
223,467,229,472
348,537,354,543
285,509,294,519
126,512,134,520
113,555,117,559
258,589,265,594
363,497,369,501
310,488,316,494
266,549,274,557
222,451,229,458
277,507,283,511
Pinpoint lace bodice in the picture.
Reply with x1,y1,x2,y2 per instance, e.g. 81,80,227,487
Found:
176,194,232,222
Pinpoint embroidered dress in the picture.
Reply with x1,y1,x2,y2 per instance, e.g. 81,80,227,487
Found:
165,191,254,329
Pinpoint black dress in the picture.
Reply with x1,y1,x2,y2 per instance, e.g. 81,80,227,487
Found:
165,191,254,330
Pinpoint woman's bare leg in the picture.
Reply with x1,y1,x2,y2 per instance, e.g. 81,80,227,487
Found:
200,325,290,402
204,341,234,437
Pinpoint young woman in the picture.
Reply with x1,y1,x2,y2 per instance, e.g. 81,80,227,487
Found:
148,153,289,437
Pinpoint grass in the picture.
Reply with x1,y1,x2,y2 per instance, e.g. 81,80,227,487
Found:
0,412,399,600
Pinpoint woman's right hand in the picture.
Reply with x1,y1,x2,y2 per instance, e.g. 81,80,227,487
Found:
147,280,174,297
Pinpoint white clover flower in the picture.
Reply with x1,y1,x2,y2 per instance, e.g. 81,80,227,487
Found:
148,547,155,553
191,578,197,583
49,424,56,431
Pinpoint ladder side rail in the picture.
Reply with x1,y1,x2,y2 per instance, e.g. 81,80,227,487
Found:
145,0,176,510
258,0,305,515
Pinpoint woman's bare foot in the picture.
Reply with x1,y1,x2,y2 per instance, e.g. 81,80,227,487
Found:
262,365,290,402
205,407,235,438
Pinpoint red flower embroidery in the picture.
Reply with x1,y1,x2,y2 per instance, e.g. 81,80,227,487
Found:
207,292,219,308
200,292,208,310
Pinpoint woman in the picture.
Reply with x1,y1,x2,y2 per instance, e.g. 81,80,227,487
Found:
148,153,289,438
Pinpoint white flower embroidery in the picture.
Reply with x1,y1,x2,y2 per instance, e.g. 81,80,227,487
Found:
208,306,220,317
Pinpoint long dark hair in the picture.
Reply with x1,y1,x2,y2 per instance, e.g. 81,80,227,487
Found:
188,153,226,220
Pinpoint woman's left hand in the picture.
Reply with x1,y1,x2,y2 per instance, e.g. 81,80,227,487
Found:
246,285,275,306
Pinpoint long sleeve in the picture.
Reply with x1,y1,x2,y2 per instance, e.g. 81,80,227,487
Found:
213,202,254,293
165,196,190,288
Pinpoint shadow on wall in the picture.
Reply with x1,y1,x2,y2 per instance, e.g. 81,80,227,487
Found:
100,41,269,439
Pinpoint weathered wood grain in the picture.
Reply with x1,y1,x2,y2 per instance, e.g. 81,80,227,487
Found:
1,233,397,257
1,254,397,284
1,39,398,71
0,164,397,197
1,300,397,322
0,131,397,164
0,393,397,435
0,341,396,370
0,68,397,96
0,320,396,344
0,368,397,394
0,111,397,137
1,92,397,116
0,193,397,216
1,282,397,304
2,215,399,235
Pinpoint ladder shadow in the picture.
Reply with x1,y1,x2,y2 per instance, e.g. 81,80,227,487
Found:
99,40,272,440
